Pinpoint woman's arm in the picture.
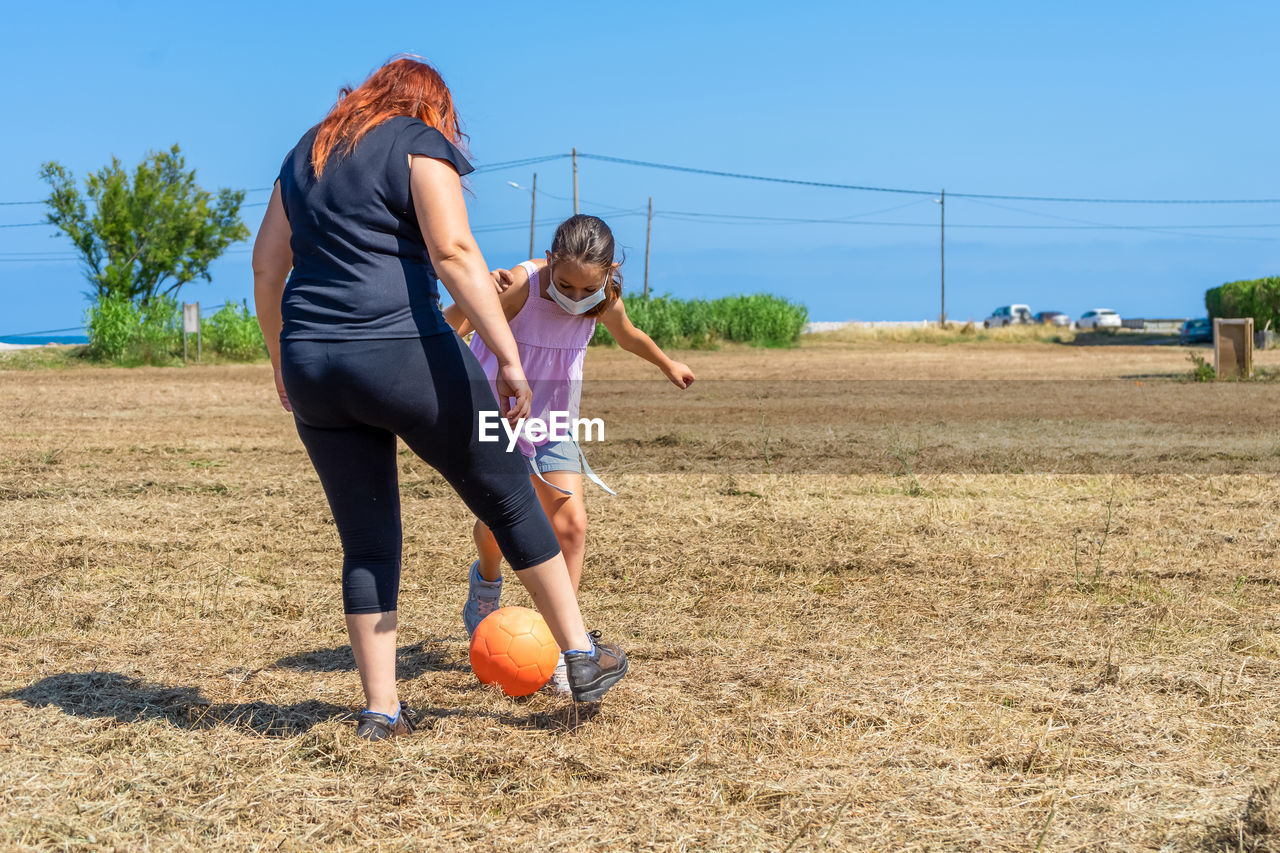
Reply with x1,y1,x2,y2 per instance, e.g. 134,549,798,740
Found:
251,182,294,411
443,264,531,337
600,298,695,389
410,155,532,422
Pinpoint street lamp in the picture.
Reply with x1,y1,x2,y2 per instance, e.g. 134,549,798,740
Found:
508,176,537,258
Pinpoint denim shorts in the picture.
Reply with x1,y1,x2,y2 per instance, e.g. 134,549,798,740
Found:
532,438,583,475
526,439,616,496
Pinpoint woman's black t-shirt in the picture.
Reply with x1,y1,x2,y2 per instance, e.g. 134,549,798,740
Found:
276,116,474,341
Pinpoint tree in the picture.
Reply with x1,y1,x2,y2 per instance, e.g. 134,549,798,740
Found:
40,144,249,307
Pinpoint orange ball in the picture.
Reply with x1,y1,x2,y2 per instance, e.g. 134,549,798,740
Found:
469,606,560,696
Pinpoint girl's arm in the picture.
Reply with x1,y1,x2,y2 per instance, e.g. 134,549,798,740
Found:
251,181,293,411
600,297,695,389
443,263,532,337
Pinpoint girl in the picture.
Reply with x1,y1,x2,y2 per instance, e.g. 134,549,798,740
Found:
444,214,694,692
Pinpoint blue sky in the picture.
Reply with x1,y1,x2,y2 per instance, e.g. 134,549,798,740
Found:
2,0,1277,335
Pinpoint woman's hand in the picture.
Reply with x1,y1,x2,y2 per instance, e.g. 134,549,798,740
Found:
665,361,695,389
495,362,532,424
274,367,292,412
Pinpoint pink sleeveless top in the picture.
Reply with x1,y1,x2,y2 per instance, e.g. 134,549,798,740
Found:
469,262,595,457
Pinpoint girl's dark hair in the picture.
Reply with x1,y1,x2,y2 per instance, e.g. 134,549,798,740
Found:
549,214,623,318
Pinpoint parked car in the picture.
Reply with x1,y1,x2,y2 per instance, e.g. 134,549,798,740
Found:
1034,310,1071,327
984,304,1033,328
1077,308,1123,330
1180,317,1213,344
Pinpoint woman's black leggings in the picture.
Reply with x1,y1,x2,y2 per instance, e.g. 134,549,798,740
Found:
280,333,561,614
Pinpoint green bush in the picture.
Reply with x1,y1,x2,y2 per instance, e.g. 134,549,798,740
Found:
85,294,180,365
131,296,182,365
591,293,807,349
1206,276,1280,331
710,294,809,347
85,296,268,365
85,294,139,362
205,301,267,360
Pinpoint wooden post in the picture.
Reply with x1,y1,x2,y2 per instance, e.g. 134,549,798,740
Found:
644,197,652,299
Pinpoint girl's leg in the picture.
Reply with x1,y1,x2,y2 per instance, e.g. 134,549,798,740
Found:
472,518,503,582
532,471,587,593
472,472,583,586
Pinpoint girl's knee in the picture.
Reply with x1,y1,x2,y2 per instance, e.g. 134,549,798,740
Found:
553,508,588,545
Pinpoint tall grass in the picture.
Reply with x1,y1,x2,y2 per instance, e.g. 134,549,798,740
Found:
84,297,267,365
807,322,1076,345
85,295,181,364
591,293,807,349
204,301,267,361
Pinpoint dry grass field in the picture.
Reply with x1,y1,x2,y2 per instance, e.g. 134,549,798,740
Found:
2,338,1279,851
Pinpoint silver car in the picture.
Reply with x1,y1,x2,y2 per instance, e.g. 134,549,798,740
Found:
984,304,1033,328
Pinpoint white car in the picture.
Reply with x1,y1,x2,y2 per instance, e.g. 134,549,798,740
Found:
1076,309,1123,330
984,304,1033,328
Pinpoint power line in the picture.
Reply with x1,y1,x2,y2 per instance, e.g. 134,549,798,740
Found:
0,222,50,228
577,152,1280,205
472,154,570,174
471,210,646,234
653,210,1280,231
0,325,85,337
5,149,1276,206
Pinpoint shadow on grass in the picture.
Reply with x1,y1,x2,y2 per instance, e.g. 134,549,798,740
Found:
275,640,468,677
5,671,350,737
9,672,608,737
499,701,602,732
410,700,602,732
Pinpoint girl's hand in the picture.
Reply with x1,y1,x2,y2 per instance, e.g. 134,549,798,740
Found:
665,361,695,389
491,268,516,293
273,367,292,412
495,362,533,424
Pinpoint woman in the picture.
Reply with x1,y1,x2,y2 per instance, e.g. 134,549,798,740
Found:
252,56,628,741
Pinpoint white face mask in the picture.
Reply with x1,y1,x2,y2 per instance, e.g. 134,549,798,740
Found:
547,264,609,315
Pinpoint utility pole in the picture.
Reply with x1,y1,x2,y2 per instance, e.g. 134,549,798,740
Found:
571,148,579,214
528,173,537,258
939,188,946,327
644,197,653,298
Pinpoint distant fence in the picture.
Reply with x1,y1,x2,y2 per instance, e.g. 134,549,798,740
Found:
1120,318,1188,333
804,320,937,334
806,318,1192,335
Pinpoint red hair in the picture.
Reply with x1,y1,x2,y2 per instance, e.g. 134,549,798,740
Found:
311,56,467,178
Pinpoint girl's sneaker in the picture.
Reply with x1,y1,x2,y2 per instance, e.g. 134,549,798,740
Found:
355,703,417,741
462,560,502,638
542,654,572,696
562,631,629,702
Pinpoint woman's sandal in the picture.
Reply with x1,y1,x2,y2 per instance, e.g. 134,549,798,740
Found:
355,704,419,741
